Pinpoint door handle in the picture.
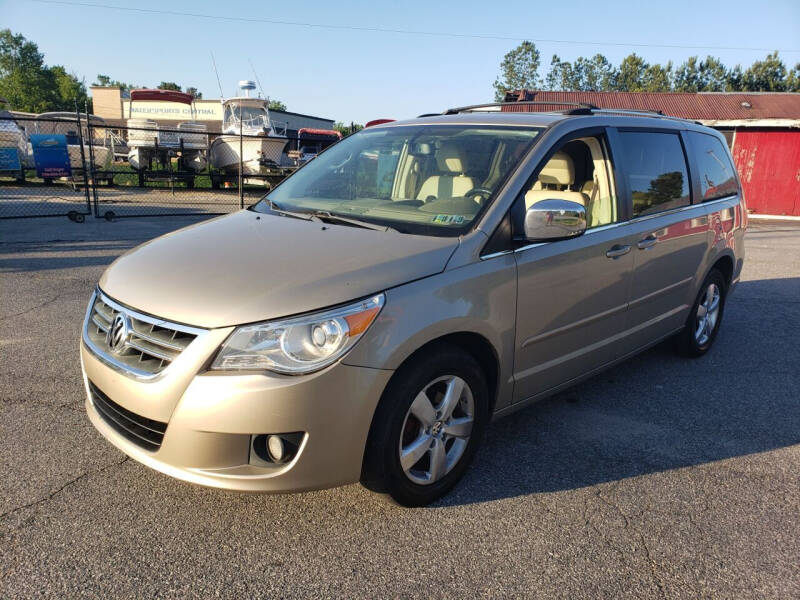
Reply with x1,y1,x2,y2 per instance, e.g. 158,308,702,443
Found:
606,244,631,259
637,235,658,250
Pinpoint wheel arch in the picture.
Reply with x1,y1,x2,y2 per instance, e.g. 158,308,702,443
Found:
359,330,500,492
400,332,500,415
709,253,735,289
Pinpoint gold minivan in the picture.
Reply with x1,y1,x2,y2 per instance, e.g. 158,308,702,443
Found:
82,106,746,506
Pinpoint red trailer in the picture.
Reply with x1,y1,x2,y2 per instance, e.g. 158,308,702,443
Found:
731,129,800,216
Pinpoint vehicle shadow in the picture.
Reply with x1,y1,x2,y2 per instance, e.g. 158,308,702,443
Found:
439,277,800,507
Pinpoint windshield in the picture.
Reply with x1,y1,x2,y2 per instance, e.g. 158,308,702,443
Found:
224,104,269,131
253,124,541,235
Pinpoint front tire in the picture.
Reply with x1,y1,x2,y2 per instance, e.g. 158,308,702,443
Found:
675,269,726,357
361,345,489,507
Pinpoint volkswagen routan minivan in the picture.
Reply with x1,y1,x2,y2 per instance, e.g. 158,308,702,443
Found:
82,105,746,506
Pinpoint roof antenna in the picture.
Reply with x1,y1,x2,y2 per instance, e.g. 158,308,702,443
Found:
249,58,265,100
211,52,225,101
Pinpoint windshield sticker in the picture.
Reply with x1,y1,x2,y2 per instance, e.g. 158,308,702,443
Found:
432,214,466,225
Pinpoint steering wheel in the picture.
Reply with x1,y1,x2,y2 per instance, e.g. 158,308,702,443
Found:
464,187,493,203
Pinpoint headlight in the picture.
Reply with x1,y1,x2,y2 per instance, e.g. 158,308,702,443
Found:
210,294,384,374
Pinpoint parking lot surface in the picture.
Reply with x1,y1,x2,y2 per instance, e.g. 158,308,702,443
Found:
1,217,798,598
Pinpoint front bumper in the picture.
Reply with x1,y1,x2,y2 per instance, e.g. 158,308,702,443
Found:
81,340,393,493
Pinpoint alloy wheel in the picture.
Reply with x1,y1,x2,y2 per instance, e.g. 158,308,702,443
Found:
398,375,475,485
695,282,721,346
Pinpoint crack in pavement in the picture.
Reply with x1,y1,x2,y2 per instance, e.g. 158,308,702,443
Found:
595,487,668,599
0,456,129,523
0,293,63,322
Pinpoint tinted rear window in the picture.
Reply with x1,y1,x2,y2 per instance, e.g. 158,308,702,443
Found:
688,132,739,201
618,132,691,217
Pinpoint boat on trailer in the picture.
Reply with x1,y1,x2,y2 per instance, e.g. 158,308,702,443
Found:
0,109,32,180
126,89,208,172
209,80,289,175
33,112,113,171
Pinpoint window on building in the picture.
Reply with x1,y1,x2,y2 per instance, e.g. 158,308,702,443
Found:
688,132,739,201
618,132,691,217
718,129,735,149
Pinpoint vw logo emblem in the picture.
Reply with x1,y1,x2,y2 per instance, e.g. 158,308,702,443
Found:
106,313,130,354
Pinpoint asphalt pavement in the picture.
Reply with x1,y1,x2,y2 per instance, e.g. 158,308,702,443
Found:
1,216,798,598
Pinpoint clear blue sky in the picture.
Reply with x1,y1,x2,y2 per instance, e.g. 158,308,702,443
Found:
3,0,799,123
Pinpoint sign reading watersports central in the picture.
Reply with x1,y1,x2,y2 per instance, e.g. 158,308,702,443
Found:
123,100,223,121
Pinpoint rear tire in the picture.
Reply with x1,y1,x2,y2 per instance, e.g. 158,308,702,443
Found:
674,269,726,357
361,345,489,507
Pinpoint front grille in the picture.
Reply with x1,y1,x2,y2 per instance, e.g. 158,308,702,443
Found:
88,381,167,451
86,291,203,376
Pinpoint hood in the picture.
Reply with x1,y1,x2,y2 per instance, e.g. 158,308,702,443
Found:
99,211,458,328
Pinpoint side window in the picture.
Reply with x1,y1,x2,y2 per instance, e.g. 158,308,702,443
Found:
688,132,739,201
521,134,618,229
618,132,690,218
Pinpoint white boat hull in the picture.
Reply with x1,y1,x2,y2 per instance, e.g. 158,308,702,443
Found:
126,118,208,172
210,135,288,175
68,144,113,170
127,147,153,171
0,122,32,171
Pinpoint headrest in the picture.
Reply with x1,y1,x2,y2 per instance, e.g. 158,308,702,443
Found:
436,143,468,173
538,152,574,186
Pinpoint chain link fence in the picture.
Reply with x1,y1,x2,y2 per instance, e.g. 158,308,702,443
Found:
0,112,335,222
0,115,92,220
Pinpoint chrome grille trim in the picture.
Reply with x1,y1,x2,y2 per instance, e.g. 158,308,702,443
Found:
82,289,207,381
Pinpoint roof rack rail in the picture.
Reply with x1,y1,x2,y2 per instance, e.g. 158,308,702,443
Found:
443,101,598,115
585,108,699,124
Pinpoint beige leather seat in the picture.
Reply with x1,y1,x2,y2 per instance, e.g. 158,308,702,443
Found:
417,143,476,201
524,152,588,209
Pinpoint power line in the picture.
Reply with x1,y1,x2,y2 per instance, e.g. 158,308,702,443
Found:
26,0,800,54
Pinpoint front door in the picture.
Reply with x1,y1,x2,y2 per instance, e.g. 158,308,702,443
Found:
512,129,637,402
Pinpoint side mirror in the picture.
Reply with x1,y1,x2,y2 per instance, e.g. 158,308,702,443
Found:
524,199,587,242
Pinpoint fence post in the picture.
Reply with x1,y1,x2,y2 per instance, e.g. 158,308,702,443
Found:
238,113,244,209
74,101,92,215
84,100,100,217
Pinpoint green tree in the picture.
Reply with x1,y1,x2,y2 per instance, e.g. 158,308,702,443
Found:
333,121,363,136
544,54,574,91
49,64,88,109
94,74,139,95
268,99,286,111
579,54,617,91
493,41,541,100
615,53,648,91
0,29,52,111
725,64,744,91
742,51,787,91
642,61,673,91
185,86,202,99
545,54,617,91
674,56,728,92
157,81,182,92
786,63,800,92
674,56,702,92
699,56,728,91
0,29,87,112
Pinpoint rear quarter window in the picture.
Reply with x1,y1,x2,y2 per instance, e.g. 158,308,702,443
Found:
617,131,691,218
688,131,739,201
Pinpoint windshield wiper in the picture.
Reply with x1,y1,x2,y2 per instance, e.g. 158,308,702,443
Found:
264,199,318,222
310,210,396,232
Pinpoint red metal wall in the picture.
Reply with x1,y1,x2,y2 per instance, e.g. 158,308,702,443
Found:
731,129,800,216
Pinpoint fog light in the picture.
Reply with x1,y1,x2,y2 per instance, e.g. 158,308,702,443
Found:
250,433,304,466
267,435,285,463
